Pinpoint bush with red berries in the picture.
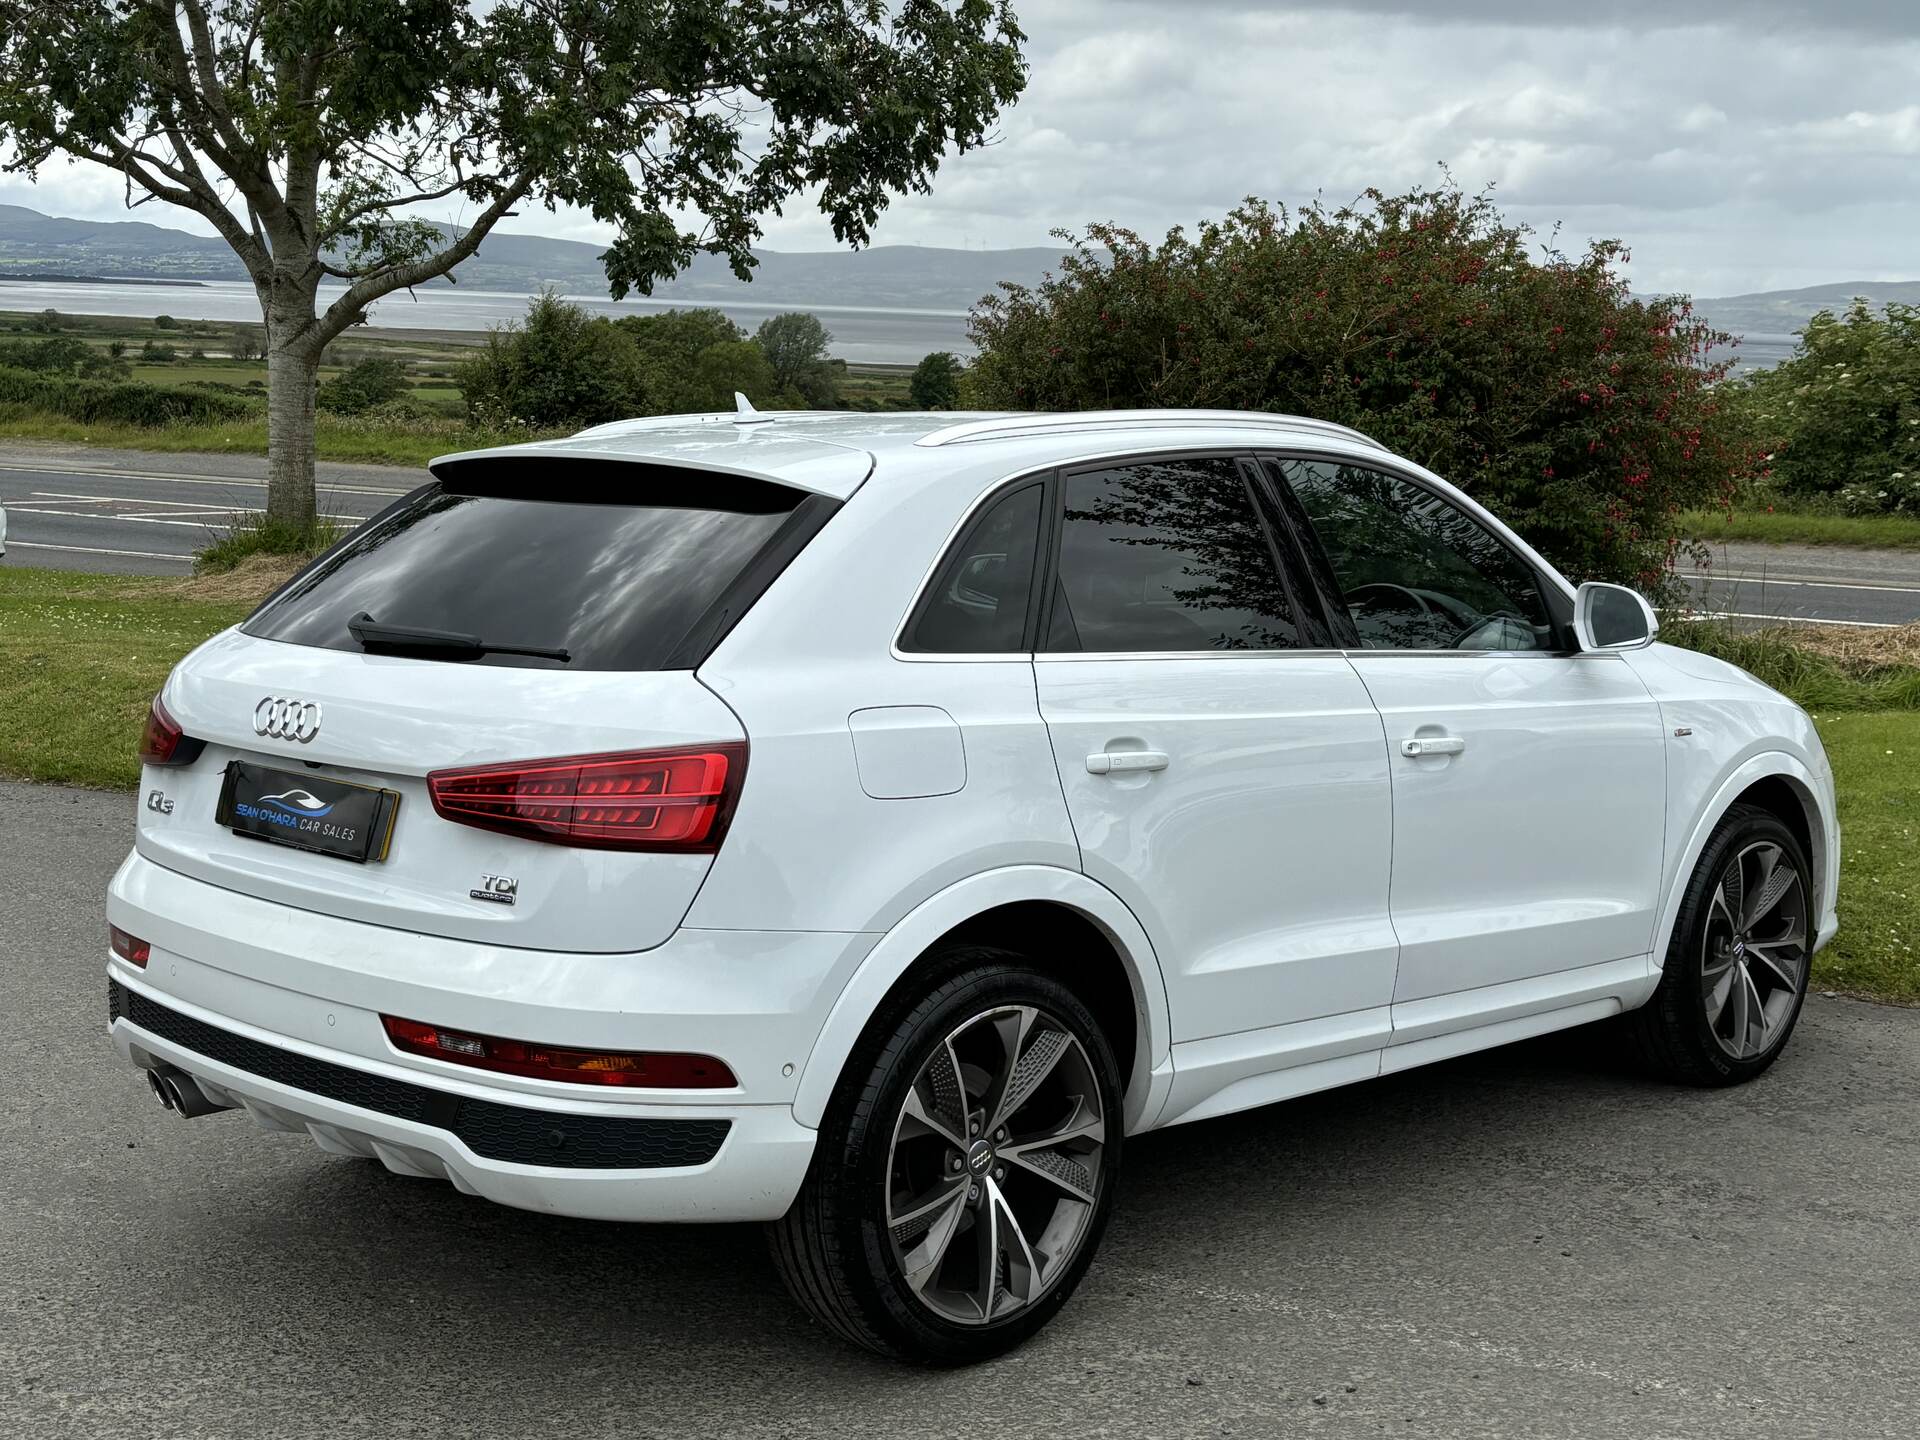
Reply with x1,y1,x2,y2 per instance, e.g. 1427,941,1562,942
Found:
966,186,1756,595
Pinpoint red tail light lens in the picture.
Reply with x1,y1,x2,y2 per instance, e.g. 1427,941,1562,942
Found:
381,1015,737,1089
109,925,151,968
138,695,200,766
426,743,746,852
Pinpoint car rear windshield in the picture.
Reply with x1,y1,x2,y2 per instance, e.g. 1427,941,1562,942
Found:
243,462,812,671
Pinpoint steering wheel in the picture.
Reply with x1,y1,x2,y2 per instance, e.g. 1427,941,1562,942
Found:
1347,582,1434,617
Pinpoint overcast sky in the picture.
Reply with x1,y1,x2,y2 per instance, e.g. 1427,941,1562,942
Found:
6,0,1916,298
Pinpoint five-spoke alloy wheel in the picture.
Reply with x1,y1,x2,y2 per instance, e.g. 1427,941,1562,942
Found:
770,947,1123,1363
1627,804,1815,1084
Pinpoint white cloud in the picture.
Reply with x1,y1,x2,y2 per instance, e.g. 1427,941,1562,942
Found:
6,1,1919,298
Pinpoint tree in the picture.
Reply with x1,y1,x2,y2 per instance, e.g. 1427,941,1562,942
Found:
230,326,262,361
911,351,964,409
1739,301,1920,515
967,186,1754,594
0,3,1028,532
756,312,839,406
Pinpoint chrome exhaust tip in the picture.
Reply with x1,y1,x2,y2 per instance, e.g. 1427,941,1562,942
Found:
146,1069,178,1111
142,1064,232,1119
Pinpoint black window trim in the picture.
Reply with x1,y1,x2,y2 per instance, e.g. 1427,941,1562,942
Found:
1249,448,1582,659
1037,447,1326,659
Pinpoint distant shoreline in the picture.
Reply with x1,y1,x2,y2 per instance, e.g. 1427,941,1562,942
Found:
0,273,208,288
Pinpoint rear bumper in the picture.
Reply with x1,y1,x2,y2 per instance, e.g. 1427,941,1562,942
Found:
106,849,880,1222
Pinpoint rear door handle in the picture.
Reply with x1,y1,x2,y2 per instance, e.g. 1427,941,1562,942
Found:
1399,736,1466,758
1087,749,1169,775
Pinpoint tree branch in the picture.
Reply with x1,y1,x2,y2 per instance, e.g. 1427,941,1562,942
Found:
314,175,533,345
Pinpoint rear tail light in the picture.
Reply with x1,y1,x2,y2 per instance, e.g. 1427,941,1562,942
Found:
381,1015,737,1089
138,695,204,767
426,743,746,852
109,925,151,968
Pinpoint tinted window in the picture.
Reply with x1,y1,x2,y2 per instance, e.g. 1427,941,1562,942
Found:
1046,457,1300,653
1278,460,1553,651
901,482,1043,653
244,478,799,670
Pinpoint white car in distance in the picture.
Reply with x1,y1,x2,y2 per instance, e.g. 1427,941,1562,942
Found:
108,408,1839,1363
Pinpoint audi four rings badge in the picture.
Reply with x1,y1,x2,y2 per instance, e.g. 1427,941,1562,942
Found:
254,696,322,743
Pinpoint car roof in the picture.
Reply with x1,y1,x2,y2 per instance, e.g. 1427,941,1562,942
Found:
428,409,1390,502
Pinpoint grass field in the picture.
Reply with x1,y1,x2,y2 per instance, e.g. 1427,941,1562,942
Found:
0,408,555,466
2,562,1915,1002
1680,507,1920,551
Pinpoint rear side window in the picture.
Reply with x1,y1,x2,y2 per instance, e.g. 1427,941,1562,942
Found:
900,482,1043,654
1045,457,1301,653
244,466,811,671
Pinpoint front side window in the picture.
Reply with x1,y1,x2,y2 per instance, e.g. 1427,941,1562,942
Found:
1275,460,1554,652
1046,457,1300,653
900,481,1043,653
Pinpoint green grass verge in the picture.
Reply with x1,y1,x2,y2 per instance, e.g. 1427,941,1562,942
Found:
1813,711,1920,1002
0,568,253,789
1681,508,1920,551
0,408,553,467
4,567,1915,999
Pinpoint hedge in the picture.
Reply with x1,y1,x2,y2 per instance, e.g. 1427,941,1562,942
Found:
0,364,254,426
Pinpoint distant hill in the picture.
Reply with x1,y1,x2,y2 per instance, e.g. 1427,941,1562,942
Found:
0,203,1069,310
2,204,1913,360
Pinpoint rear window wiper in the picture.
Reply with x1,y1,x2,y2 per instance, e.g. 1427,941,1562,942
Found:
347,611,571,663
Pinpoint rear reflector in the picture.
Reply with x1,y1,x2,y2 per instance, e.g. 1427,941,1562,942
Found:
380,1015,737,1089
138,695,203,767
426,743,746,852
109,925,151,968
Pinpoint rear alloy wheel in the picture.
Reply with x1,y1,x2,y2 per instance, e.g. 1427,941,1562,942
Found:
769,949,1123,1363
1626,804,1814,1084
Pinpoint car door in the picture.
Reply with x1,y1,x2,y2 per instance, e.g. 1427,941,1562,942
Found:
1031,452,1398,1093
1263,456,1666,1020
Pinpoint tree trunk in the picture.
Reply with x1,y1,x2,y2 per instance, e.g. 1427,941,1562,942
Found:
265,338,319,532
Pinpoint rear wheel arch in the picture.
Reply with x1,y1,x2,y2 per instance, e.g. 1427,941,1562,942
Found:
791,868,1172,1134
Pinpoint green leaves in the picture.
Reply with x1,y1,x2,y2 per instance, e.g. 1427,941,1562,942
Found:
967,187,1750,596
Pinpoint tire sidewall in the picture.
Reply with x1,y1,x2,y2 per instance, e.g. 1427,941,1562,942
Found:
828,957,1125,1364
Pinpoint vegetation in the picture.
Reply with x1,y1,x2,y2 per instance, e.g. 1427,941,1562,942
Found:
0,1,1027,534
1662,619,1920,712
1679,506,1920,551
316,356,409,415
756,312,841,408
968,185,1755,598
1738,301,1920,516
911,351,965,409
195,511,345,575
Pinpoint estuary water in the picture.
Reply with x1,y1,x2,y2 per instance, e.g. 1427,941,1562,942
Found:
0,277,974,365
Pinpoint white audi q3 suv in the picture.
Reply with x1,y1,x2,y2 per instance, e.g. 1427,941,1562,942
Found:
109,408,1839,1362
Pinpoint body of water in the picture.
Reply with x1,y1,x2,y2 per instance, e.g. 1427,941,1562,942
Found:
0,278,974,366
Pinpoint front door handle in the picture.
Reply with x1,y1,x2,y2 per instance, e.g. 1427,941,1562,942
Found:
1400,735,1466,758
1087,749,1169,775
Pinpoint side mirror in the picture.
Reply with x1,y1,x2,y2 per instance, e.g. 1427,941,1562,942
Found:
1573,582,1659,652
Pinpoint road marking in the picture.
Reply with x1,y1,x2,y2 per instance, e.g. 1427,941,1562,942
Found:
28,489,362,520
1692,574,1920,596
7,540,193,562
1685,609,1899,630
0,461,411,496
4,504,359,532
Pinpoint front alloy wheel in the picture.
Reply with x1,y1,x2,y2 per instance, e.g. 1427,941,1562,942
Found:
1626,804,1814,1084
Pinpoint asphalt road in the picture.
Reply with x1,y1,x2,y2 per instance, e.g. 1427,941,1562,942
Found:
5,780,1920,1437
0,445,411,574
2,442,1918,629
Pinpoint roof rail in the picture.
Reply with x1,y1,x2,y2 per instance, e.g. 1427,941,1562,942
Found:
915,410,1387,452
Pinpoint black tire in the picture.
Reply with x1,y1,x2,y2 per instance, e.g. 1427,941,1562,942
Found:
1624,804,1814,1085
768,944,1124,1364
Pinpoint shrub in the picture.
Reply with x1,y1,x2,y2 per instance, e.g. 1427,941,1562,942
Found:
0,364,252,425
231,327,263,362
458,291,648,426
910,351,963,409
30,308,61,333
153,314,178,329
317,355,410,413
1739,301,1920,515
196,510,345,574
967,186,1754,595
140,339,177,362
